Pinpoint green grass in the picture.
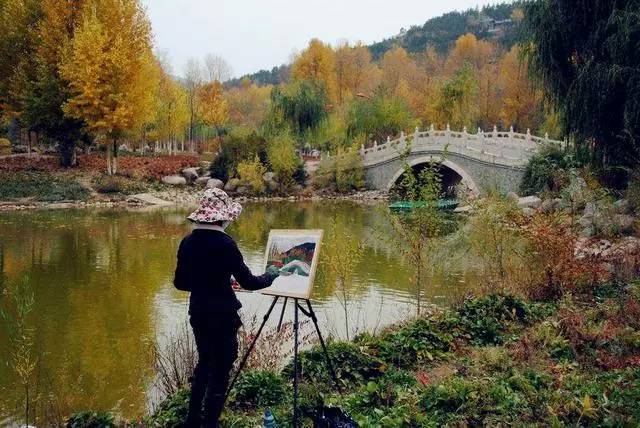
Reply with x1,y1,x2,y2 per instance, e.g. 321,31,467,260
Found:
0,171,90,202
70,284,640,427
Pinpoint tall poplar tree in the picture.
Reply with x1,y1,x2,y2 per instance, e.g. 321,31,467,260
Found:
24,0,87,167
60,0,157,174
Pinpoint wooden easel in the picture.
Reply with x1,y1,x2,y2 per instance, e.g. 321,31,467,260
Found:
225,295,339,427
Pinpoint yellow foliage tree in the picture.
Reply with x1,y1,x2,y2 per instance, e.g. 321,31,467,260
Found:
153,68,189,151
130,51,161,145
60,0,157,174
445,34,500,129
267,130,298,186
334,42,376,102
237,156,266,195
0,0,41,120
381,46,428,121
429,63,478,130
291,39,337,104
225,78,272,128
198,81,229,131
498,46,543,132
38,0,86,68
445,33,496,73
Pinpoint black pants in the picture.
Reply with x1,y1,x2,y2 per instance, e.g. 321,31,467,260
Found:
186,312,241,428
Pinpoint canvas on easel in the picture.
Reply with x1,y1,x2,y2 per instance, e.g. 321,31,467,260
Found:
259,229,323,299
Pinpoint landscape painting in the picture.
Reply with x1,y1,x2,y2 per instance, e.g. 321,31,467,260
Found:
261,229,323,299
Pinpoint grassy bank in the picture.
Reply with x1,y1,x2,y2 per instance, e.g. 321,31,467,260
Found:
68,281,639,427
0,154,200,203
0,171,90,202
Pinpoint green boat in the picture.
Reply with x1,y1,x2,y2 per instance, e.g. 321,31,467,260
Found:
388,199,459,211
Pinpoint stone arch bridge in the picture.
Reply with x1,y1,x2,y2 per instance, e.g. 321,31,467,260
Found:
359,126,564,195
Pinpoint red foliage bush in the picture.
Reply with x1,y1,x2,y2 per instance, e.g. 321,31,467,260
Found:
0,154,198,180
0,155,60,172
558,294,640,369
523,213,609,300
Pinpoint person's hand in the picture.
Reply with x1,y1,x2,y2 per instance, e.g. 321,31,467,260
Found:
265,265,280,282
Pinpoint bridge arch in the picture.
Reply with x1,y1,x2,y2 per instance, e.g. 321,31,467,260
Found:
386,155,481,196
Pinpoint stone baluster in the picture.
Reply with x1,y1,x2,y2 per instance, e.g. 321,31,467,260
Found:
360,144,365,155
373,140,378,153
445,124,451,147
463,126,468,149
480,128,485,154
524,129,531,161
545,133,550,143
414,126,420,147
399,131,406,150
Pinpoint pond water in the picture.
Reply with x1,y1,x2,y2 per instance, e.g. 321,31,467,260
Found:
0,201,479,420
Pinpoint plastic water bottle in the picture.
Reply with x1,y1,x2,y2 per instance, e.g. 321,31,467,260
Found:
263,409,277,428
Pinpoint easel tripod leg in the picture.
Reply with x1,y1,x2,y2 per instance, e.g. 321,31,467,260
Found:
277,297,288,332
225,295,279,400
305,299,340,389
293,298,300,428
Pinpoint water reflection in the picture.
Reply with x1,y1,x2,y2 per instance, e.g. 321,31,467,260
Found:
0,201,477,420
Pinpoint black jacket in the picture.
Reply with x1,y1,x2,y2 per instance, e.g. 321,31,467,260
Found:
174,229,273,315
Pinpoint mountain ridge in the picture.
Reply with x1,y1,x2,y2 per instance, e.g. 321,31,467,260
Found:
226,2,519,88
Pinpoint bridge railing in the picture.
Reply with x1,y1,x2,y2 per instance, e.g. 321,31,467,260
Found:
359,125,565,168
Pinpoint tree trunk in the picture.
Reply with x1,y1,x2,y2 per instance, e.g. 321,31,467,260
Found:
58,138,77,167
112,140,118,174
27,130,32,157
106,143,112,175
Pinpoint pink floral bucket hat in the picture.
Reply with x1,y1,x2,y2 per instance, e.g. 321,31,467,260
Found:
187,188,243,223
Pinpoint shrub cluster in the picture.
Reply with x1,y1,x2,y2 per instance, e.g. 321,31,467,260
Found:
313,148,364,193
92,174,145,195
520,143,579,196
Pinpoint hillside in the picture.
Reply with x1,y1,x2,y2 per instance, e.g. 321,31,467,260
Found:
227,2,519,87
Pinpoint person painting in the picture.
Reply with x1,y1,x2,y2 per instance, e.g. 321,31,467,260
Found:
173,188,280,427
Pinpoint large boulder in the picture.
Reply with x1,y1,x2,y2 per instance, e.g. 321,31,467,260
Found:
614,199,631,214
162,175,187,186
540,198,562,213
583,202,597,216
224,178,241,192
578,213,594,228
181,167,199,183
206,178,224,189
517,196,542,209
195,177,210,187
263,171,277,182
609,214,635,235
266,179,279,193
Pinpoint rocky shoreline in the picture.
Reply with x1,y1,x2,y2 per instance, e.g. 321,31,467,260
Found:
0,189,389,211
